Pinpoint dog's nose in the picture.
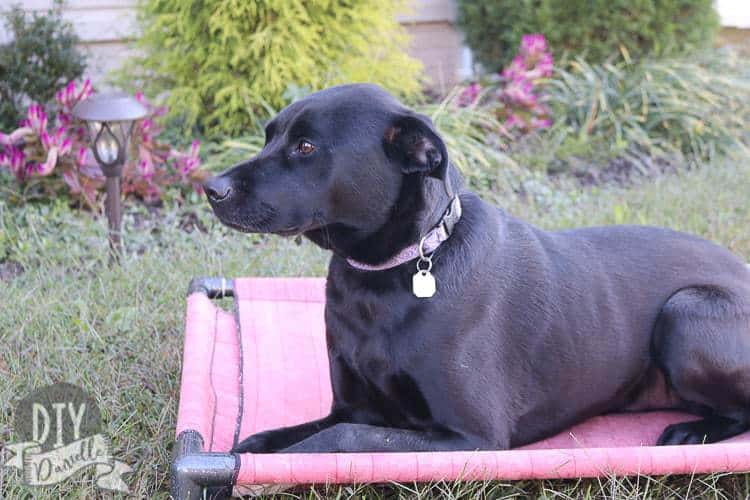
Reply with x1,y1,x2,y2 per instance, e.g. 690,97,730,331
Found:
203,175,232,202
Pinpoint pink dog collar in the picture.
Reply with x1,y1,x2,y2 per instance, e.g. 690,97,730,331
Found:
347,196,462,271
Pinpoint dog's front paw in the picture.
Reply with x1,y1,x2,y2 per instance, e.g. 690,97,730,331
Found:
657,420,711,445
656,416,744,446
231,431,278,454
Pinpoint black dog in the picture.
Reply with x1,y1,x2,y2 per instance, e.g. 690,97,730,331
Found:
204,84,750,453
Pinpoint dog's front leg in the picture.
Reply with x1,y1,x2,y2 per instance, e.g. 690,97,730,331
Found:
280,423,483,453
232,413,341,453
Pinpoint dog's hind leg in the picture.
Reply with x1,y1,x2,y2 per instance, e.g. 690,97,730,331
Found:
653,286,750,445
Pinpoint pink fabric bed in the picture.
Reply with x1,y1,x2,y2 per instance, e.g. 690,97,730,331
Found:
175,277,750,491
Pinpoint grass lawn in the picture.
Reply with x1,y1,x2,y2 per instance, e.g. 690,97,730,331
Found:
1,151,749,498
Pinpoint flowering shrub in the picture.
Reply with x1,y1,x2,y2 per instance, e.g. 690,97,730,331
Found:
0,80,205,208
458,34,554,135
124,91,204,202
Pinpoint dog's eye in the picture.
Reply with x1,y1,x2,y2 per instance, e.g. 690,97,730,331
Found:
297,140,316,155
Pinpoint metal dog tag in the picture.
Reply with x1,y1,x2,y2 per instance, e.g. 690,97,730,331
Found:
412,270,436,298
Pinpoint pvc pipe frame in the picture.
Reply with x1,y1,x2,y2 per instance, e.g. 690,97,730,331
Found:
171,430,238,500
172,277,237,500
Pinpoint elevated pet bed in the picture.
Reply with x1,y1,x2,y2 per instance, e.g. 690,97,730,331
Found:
171,276,750,499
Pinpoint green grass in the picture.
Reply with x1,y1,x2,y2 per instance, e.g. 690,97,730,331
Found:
1,151,749,498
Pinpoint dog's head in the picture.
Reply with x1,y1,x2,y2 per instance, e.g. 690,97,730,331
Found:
204,84,454,257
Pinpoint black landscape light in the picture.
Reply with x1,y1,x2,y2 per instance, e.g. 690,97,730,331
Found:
73,94,147,257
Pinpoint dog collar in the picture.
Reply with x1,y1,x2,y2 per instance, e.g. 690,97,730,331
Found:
346,196,462,272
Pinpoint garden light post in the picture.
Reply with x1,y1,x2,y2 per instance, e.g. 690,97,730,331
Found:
73,94,147,257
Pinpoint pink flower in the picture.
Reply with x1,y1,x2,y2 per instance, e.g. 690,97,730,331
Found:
58,112,72,127
53,126,66,143
530,117,552,129
520,34,548,57
10,147,23,166
537,52,553,77
40,130,51,149
76,147,88,166
9,127,32,144
140,118,153,134
509,55,527,72
60,137,72,156
138,149,155,180
457,82,481,107
55,80,93,116
52,127,65,145
38,126,70,152
26,104,48,133
139,119,154,143
505,113,526,129
66,80,77,99
78,79,93,101
495,33,554,133
35,147,59,176
169,140,201,176
502,79,536,107
2,146,28,181
11,147,24,169
62,170,82,193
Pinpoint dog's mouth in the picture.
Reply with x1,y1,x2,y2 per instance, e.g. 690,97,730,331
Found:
208,195,325,237
275,226,304,237
215,217,322,237
273,221,324,237
217,219,256,233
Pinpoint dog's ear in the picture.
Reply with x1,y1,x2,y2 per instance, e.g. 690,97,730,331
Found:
383,113,453,196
